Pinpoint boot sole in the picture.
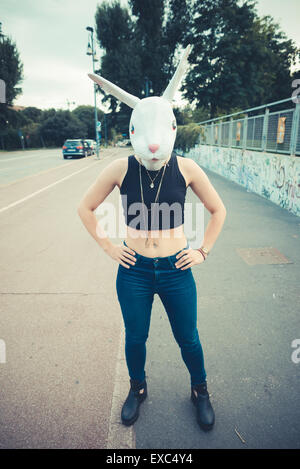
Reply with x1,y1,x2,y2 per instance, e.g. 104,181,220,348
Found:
191,393,215,431
121,391,147,426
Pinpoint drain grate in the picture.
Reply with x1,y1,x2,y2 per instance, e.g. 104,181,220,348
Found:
236,247,293,265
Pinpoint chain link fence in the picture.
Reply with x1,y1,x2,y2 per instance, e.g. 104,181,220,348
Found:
197,97,300,156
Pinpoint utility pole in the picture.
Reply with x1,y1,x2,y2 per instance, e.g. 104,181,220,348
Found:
86,26,100,159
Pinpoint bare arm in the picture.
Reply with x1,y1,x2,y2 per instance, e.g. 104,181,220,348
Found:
77,158,136,268
186,158,227,253
77,159,119,251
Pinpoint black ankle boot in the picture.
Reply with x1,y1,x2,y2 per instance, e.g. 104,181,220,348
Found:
191,381,215,431
121,379,147,426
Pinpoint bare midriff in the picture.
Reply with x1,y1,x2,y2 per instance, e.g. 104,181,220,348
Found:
118,154,190,258
124,224,188,258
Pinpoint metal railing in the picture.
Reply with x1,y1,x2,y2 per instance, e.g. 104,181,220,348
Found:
196,97,300,156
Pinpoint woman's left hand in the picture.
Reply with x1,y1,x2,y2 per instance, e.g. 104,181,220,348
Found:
175,248,206,270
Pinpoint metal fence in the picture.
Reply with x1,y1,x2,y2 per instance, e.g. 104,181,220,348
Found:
196,97,300,156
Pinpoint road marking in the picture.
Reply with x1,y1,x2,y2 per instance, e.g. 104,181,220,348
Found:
106,328,136,449
0,152,60,163
0,157,94,188
0,160,74,175
0,160,101,214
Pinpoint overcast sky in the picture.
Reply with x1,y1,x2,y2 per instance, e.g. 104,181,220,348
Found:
1,0,300,111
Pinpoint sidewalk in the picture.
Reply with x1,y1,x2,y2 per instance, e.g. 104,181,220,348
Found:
134,165,300,449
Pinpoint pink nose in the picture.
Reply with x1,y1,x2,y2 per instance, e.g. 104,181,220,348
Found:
148,144,160,154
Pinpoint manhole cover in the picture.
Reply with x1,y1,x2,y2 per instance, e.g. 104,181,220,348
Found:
236,247,293,265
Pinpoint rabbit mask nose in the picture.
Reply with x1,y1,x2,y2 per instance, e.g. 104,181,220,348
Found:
148,144,160,153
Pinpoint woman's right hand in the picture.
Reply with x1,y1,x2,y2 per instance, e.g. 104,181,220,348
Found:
105,243,136,268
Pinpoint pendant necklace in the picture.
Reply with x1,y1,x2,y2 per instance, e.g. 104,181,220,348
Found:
140,157,170,188
145,166,163,188
138,158,168,248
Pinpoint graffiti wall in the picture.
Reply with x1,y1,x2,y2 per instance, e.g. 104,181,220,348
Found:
186,145,300,217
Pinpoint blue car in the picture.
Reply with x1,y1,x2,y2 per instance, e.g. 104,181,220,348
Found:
62,139,92,159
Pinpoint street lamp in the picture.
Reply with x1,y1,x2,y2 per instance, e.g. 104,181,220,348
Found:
86,26,100,159
0,22,6,43
67,99,76,111
141,77,153,97
86,42,93,56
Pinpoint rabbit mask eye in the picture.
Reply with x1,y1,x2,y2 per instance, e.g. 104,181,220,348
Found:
131,124,135,134
172,120,176,130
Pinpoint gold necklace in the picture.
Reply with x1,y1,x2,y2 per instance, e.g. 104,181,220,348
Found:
137,156,171,188
145,166,163,188
138,158,168,248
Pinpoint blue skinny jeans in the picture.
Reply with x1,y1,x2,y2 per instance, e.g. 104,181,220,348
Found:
116,240,207,387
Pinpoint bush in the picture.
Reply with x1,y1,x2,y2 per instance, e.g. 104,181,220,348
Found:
22,122,43,148
174,123,203,153
110,128,124,146
0,127,22,150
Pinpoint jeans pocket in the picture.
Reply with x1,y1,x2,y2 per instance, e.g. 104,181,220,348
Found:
169,246,191,271
127,253,141,268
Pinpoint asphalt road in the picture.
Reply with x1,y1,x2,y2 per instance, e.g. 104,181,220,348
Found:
0,147,299,449
0,147,128,449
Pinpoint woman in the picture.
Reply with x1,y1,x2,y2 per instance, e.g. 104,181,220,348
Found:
78,45,226,431
77,149,226,431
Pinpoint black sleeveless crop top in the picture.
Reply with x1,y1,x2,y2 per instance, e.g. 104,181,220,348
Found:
119,152,187,230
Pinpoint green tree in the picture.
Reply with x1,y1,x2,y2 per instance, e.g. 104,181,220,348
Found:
0,32,23,105
20,106,43,124
0,28,24,146
72,105,104,139
183,0,299,117
94,0,190,133
95,0,140,119
40,110,87,147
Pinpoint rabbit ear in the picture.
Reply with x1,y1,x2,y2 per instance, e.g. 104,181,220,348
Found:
162,44,192,103
88,73,140,109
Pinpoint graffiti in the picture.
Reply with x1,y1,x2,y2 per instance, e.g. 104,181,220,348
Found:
187,145,300,217
261,187,271,199
292,79,300,104
275,165,285,189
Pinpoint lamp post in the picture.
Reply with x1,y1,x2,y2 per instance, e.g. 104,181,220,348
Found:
141,77,153,98
66,99,76,111
86,26,100,159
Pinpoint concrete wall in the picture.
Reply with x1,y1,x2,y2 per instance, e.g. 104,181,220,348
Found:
185,145,300,217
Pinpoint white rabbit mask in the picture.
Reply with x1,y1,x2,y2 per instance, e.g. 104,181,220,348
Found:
88,45,192,171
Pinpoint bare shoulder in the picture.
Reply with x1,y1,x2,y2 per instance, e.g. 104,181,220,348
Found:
112,157,129,189
178,156,201,169
182,156,208,174
78,157,128,211
176,154,207,188
105,156,128,170
178,156,226,213
100,156,127,176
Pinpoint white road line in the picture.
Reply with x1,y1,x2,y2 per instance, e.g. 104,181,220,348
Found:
0,158,88,188
0,160,101,214
0,160,74,174
0,153,60,163
106,328,136,450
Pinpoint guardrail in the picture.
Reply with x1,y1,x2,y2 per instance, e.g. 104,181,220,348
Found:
196,97,300,156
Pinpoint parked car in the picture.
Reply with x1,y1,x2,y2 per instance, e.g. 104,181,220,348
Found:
116,139,131,147
62,139,92,159
85,139,97,154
